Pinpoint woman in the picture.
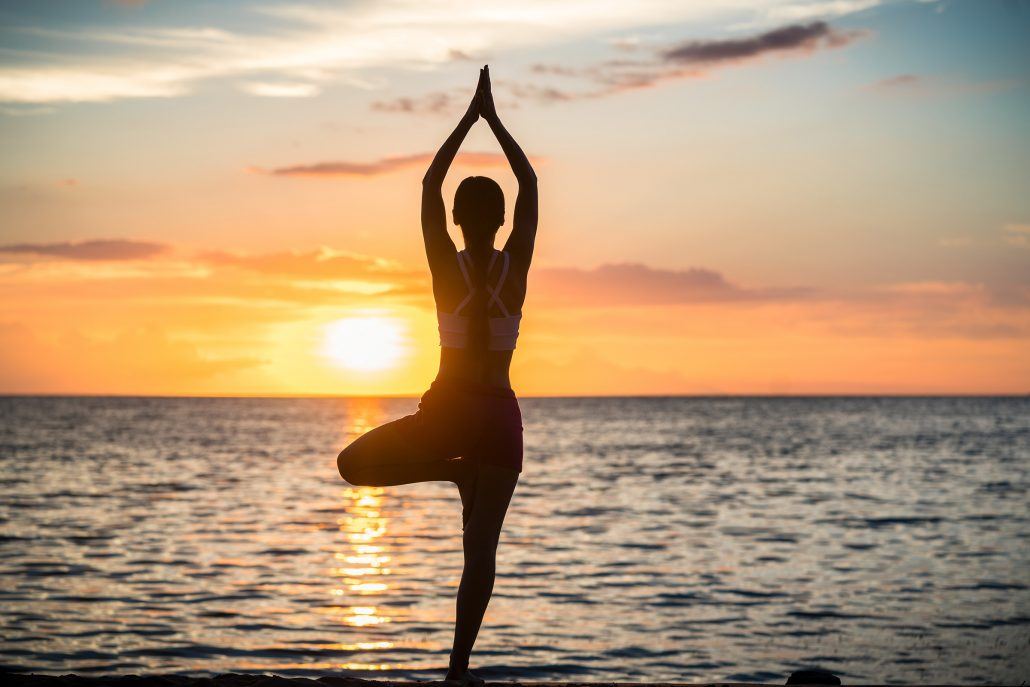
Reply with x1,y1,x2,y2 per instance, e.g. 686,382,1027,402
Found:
336,65,538,685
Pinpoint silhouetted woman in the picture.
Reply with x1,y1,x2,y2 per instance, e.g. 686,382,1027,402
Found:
336,65,538,685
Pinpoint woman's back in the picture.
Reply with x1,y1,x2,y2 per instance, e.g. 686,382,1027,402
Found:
433,244,529,389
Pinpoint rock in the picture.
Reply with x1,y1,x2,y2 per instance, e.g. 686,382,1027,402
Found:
786,668,841,685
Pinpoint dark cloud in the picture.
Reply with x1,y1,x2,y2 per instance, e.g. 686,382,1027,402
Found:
660,21,858,65
0,239,168,260
534,262,815,306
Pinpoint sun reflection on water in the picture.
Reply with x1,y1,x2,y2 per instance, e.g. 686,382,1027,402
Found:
334,486,393,625
324,397,401,665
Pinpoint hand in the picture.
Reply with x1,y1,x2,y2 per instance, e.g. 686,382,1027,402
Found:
478,64,498,122
462,68,485,123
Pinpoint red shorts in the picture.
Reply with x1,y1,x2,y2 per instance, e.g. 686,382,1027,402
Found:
394,377,524,473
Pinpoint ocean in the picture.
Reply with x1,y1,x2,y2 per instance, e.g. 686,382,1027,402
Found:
1,395,1027,684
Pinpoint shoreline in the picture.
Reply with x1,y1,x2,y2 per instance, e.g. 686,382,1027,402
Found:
0,674,971,687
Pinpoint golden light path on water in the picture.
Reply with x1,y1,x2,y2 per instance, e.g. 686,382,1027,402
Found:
326,485,394,671
328,401,395,671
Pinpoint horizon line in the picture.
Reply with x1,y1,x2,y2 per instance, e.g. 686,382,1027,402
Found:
1,392,1027,400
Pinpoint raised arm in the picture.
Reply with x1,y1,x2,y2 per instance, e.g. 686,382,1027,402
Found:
479,66,538,271
421,69,484,271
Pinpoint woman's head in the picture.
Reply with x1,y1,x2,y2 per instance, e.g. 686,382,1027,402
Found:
453,176,504,241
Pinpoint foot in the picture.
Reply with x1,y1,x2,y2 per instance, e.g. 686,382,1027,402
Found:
444,668,485,686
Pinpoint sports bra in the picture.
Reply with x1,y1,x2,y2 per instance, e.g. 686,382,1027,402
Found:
437,248,521,351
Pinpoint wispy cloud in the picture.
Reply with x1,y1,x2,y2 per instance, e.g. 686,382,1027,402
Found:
534,262,815,306
760,0,883,23
199,247,419,282
249,151,541,177
863,73,1021,97
544,21,867,99
0,2,880,105
372,91,462,115
238,81,321,98
385,20,868,111
1003,223,1030,246
0,239,169,261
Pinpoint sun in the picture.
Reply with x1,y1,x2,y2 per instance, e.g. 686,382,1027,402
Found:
322,316,405,372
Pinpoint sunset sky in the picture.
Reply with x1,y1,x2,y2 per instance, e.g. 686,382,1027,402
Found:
1,0,1028,395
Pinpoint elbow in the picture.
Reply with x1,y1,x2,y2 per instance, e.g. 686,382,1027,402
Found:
518,172,538,185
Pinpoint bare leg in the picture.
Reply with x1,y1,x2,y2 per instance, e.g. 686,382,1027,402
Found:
447,462,519,678
337,418,518,679
337,417,468,486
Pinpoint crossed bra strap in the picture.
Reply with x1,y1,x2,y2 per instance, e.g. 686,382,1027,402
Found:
454,249,510,316
440,249,520,350
453,250,474,315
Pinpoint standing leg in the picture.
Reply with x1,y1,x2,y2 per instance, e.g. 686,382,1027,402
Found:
447,462,519,679
337,416,465,486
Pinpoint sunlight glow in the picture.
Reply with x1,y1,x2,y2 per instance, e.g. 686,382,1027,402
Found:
322,316,404,371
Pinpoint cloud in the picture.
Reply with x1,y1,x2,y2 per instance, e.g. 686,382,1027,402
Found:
371,87,523,114
238,81,321,98
0,2,742,104
250,150,541,177
0,239,169,261
1,3,882,105
863,73,1021,97
372,91,462,114
864,73,923,92
660,21,859,65
446,48,477,62
532,263,1030,315
533,262,814,306
1003,223,1030,246
199,247,420,282
386,21,867,111
761,0,883,22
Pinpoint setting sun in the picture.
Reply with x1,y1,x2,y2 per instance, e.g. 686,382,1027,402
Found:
323,317,405,372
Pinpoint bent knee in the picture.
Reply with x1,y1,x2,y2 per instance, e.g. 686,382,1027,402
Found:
337,444,365,485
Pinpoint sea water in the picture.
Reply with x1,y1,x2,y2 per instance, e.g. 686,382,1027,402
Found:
0,396,1027,683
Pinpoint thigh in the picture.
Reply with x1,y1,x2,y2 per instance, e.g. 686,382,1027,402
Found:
461,462,519,550
338,414,459,482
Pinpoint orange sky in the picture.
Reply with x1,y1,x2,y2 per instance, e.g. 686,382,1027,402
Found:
1,0,1028,395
